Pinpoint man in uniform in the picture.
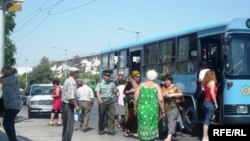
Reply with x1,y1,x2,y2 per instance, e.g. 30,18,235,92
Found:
95,70,117,135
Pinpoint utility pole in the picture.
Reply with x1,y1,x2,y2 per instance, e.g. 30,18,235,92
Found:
52,46,68,78
25,58,28,88
0,0,5,73
0,0,24,97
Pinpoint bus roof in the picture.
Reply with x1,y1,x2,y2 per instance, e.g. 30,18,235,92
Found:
102,18,232,53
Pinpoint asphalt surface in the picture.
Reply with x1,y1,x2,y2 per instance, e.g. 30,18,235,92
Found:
0,99,200,141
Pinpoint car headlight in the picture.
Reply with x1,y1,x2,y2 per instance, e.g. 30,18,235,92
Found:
236,106,248,114
30,101,40,105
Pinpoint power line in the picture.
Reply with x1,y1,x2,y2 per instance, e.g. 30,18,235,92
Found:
14,0,64,32
14,0,66,42
16,0,50,25
14,14,49,43
50,0,96,15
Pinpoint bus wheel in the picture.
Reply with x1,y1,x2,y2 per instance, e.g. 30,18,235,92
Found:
182,106,197,134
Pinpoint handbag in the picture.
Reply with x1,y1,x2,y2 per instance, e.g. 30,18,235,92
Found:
158,115,168,134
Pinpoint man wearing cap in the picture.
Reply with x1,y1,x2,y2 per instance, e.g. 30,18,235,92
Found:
95,70,117,135
62,67,80,141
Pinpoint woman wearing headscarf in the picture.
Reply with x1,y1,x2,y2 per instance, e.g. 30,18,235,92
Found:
123,70,140,137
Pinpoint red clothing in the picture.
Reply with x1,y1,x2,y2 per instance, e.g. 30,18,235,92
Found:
204,84,218,102
52,85,62,110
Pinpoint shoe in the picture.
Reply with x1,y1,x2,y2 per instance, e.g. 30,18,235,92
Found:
98,131,105,135
57,123,62,126
132,133,138,138
108,132,116,135
124,132,129,137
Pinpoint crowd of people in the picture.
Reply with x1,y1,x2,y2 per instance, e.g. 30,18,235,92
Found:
0,64,218,141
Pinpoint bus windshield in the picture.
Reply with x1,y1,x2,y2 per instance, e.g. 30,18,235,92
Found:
226,34,250,75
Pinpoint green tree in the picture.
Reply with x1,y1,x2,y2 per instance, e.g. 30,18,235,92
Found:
28,57,54,85
5,12,16,66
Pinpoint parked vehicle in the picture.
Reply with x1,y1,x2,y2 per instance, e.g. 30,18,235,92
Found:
27,84,55,118
21,86,31,105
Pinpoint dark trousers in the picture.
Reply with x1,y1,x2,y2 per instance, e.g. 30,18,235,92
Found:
3,109,20,141
98,101,115,133
62,103,74,141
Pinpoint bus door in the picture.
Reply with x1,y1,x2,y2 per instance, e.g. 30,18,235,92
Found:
129,49,142,74
199,34,223,123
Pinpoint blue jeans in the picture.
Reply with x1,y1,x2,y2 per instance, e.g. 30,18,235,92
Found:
203,101,215,125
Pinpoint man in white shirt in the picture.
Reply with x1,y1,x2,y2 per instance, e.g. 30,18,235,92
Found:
77,79,94,132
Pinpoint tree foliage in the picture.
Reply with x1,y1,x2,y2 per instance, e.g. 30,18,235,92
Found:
28,57,54,85
5,12,16,66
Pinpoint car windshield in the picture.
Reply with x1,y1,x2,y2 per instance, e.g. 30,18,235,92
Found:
31,86,54,96
226,34,250,75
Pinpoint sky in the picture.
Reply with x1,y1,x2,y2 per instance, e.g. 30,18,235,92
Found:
11,0,250,67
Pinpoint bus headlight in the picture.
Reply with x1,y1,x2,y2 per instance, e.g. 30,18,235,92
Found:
246,19,250,28
236,106,248,114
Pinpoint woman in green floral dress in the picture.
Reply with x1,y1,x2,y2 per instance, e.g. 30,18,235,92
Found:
134,70,165,141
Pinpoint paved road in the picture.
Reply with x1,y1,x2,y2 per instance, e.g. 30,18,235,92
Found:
0,99,200,141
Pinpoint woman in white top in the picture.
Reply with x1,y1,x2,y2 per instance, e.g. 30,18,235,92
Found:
116,79,126,128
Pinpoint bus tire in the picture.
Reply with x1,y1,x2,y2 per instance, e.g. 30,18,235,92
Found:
182,106,198,135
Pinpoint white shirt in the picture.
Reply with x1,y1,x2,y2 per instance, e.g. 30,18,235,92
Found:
199,69,210,81
77,85,94,102
117,85,125,106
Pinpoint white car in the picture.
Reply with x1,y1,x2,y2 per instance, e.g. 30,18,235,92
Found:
28,84,54,118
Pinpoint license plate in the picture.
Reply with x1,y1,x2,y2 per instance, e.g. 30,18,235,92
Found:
42,108,51,112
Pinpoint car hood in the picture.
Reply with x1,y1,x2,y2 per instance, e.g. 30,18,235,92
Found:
30,95,53,101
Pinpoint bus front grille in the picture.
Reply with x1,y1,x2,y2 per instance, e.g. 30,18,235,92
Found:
224,105,236,114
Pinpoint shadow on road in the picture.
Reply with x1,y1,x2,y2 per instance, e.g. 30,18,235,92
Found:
0,131,32,141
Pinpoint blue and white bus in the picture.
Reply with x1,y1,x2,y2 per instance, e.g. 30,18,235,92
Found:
100,18,250,133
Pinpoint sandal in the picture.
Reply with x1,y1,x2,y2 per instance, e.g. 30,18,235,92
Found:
48,123,54,126
57,123,62,126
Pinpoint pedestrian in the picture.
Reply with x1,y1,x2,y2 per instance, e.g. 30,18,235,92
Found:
123,70,140,137
62,67,80,141
49,79,63,126
114,72,125,86
0,66,22,141
116,79,126,128
77,79,94,132
201,70,218,141
134,70,165,141
196,61,210,120
161,75,184,141
95,69,117,135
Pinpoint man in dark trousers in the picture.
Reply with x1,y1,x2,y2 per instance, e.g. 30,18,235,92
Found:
95,70,117,135
62,67,80,141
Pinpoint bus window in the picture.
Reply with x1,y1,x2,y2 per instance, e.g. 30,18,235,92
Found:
159,39,175,75
176,35,197,73
143,43,159,74
119,50,127,68
101,54,109,68
109,52,118,69
176,37,189,73
144,43,158,65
